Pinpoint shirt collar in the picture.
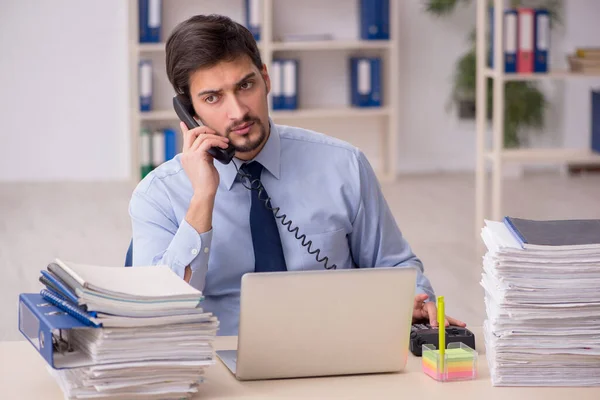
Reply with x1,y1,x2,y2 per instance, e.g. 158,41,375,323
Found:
215,118,281,191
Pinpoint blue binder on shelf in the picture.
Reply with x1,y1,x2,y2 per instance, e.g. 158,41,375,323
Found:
18,292,100,369
281,59,298,110
592,90,600,153
139,60,153,112
489,7,517,73
271,59,283,110
350,57,381,107
245,0,261,41
533,8,549,73
360,0,389,40
139,0,162,43
164,128,177,161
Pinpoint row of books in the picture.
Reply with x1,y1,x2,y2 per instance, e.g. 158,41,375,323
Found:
140,127,177,179
139,0,390,44
139,56,383,113
19,259,219,399
489,8,549,73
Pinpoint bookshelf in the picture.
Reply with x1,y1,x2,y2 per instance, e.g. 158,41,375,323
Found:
475,0,600,234
128,0,400,183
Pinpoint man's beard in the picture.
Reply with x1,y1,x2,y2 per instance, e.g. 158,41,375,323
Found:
224,115,267,153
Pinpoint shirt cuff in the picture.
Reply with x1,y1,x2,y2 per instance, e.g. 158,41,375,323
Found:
168,219,213,274
415,286,436,304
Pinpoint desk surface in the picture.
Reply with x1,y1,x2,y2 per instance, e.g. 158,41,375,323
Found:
1,327,599,399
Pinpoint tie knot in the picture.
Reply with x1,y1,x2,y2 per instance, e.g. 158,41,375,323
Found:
240,161,264,181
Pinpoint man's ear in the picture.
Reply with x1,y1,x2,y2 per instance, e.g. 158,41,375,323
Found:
261,64,271,95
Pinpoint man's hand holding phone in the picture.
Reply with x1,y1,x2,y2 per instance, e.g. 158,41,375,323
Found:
180,121,230,237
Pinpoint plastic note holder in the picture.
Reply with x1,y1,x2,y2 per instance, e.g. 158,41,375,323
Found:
422,342,477,382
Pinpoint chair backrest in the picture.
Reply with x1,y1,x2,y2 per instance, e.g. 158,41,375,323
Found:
124,239,133,267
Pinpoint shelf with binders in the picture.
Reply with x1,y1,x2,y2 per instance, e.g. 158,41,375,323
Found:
131,0,399,182
474,0,600,235
268,47,389,113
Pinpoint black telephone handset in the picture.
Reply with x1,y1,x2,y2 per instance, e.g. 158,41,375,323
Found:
173,96,337,270
173,94,235,165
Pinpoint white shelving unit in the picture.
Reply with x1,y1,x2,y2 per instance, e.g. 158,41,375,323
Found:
475,0,600,233
128,0,400,183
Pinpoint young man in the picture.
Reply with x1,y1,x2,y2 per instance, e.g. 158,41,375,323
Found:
129,14,465,335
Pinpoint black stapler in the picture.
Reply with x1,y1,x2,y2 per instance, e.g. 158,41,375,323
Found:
409,323,476,357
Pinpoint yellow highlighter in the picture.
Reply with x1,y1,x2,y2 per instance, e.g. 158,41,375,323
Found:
437,296,446,374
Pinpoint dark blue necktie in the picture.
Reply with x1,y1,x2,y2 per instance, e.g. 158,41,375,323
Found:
240,161,287,272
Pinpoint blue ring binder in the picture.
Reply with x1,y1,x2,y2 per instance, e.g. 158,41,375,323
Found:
18,293,99,369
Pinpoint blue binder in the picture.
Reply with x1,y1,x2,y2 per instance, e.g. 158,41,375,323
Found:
533,9,549,73
350,57,381,107
281,59,298,110
139,0,162,43
378,0,390,40
351,57,369,107
369,57,382,107
18,292,100,369
592,90,600,153
164,128,177,161
139,60,153,112
245,0,261,41
489,7,517,73
360,0,389,40
271,59,284,110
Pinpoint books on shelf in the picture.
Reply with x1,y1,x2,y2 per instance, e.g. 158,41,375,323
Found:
489,7,549,73
350,57,382,108
20,258,219,399
480,217,600,386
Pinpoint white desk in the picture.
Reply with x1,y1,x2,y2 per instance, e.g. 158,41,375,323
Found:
1,327,599,399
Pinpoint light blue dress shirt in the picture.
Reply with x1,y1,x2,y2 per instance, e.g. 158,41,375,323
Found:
129,121,436,335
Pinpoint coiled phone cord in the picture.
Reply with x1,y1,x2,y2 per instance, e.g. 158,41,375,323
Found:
233,161,337,270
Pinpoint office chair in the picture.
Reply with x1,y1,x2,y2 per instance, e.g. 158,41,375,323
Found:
125,239,133,267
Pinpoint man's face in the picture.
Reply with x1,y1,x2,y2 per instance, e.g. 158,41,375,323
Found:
188,55,271,160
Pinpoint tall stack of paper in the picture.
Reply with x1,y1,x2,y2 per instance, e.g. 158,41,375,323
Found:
480,217,600,387
32,258,219,399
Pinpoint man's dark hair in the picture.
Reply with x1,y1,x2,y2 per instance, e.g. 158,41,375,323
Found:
165,14,263,99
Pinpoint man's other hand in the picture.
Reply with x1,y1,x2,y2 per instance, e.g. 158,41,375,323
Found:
412,293,466,327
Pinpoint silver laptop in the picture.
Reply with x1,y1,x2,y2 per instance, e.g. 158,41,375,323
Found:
217,266,418,380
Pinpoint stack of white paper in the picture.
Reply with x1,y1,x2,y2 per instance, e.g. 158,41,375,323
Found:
44,259,219,399
480,220,600,387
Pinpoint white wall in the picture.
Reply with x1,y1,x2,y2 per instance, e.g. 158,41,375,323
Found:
0,0,597,181
0,0,129,181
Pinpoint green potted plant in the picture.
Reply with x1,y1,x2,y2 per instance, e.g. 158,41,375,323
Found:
424,0,562,147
